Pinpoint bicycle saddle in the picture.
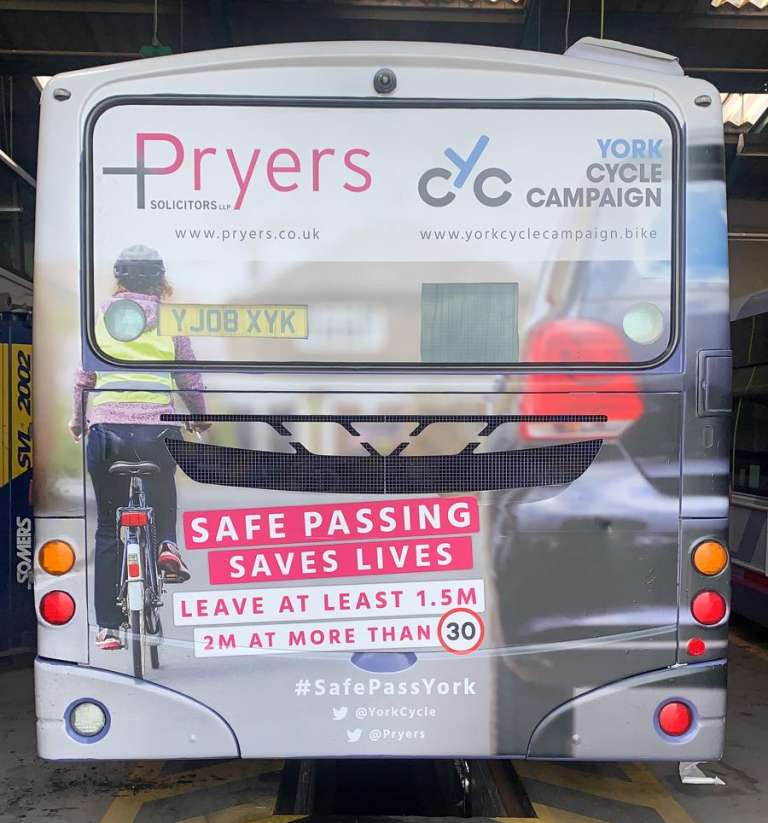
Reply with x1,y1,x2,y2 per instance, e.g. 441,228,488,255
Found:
108,460,161,476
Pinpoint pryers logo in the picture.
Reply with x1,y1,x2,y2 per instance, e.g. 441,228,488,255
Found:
418,135,511,207
103,133,373,210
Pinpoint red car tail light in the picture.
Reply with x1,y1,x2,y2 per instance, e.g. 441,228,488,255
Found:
657,701,693,737
519,319,644,440
39,591,76,625
691,591,727,626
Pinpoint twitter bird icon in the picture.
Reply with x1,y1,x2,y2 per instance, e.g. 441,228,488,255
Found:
332,707,348,720
346,728,362,743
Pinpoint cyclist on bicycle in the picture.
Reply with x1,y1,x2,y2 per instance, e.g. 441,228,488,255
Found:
69,245,209,651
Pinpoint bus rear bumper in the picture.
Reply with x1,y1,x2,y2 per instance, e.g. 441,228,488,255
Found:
527,659,727,760
35,657,239,760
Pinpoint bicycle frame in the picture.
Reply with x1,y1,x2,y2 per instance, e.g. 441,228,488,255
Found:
115,477,160,629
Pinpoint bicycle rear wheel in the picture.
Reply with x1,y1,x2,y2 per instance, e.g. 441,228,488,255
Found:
130,610,143,680
149,612,161,669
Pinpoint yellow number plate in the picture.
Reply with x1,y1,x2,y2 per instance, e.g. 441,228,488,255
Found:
159,304,308,338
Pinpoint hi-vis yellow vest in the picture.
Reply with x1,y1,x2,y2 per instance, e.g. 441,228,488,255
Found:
94,314,176,406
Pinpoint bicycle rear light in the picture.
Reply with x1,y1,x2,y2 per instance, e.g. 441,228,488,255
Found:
120,511,149,526
39,591,76,625
103,298,146,342
38,540,76,575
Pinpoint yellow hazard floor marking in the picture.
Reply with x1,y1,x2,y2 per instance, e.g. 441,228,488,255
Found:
99,755,703,823
100,760,280,823
730,628,768,663
494,812,608,823
238,817,304,823
179,807,295,823
516,761,695,823
530,805,610,823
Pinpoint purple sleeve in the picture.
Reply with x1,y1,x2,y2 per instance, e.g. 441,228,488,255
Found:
173,336,207,416
72,368,96,426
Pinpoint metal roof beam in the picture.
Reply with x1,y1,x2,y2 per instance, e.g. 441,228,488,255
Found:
0,1,176,12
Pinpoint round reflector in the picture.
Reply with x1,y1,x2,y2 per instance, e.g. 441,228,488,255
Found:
692,541,729,576
103,299,146,342
69,701,107,737
687,637,706,657
38,540,75,576
39,591,76,625
691,591,727,626
658,701,693,737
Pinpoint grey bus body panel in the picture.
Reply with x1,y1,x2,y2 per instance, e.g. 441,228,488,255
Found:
67,390,706,759
528,659,726,760
35,658,239,759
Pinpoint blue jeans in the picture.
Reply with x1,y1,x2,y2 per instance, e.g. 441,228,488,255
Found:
86,424,181,629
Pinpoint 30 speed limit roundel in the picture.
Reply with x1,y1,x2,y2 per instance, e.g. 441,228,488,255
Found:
437,607,485,655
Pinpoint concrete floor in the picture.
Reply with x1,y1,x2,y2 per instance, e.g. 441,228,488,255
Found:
1,621,766,823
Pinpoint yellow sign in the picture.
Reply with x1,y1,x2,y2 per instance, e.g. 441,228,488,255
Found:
12,344,33,480
159,304,308,339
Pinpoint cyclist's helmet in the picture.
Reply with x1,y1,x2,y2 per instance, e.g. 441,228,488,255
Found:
113,245,166,291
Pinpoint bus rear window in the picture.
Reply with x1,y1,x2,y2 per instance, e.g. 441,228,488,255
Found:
87,101,676,367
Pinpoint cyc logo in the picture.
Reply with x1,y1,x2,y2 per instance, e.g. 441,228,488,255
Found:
418,135,511,208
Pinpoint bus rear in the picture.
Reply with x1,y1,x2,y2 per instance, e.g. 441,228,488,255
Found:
33,39,730,759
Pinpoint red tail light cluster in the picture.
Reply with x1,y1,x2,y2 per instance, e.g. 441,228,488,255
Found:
689,540,729,629
37,540,77,626
656,540,729,738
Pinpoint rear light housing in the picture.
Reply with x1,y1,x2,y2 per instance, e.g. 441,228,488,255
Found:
39,591,76,625
120,511,149,527
691,591,727,626
38,540,76,575
657,701,693,737
519,319,644,440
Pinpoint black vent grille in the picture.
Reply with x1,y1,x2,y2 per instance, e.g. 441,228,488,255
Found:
161,413,607,438
166,438,602,494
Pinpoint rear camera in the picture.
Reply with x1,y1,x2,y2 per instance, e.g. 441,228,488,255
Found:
374,68,397,95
